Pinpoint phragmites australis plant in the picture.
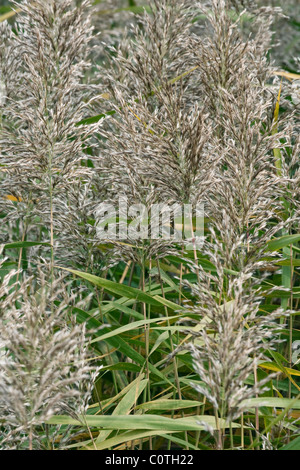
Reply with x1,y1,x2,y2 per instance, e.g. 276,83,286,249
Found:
0,0,299,451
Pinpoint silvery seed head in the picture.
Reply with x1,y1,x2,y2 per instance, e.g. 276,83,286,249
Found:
0,0,100,265
0,271,101,450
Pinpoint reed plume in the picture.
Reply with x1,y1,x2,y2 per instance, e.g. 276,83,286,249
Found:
0,0,99,267
0,270,99,450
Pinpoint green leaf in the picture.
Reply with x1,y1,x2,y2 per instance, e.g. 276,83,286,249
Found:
101,363,141,373
57,267,183,311
266,234,300,252
96,378,148,444
241,397,300,409
47,414,241,432
89,375,146,414
280,435,300,450
276,258,300,267
101,300,144,321
150,266,180,293
77,110,115,126
149,331,169,357
136,399,203,411
262,288,300,299
91,314,180,343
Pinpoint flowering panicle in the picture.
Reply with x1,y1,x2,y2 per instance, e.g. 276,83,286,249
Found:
0,272,100,450
0,0,99,265
185,267,284,423
157,0,295,431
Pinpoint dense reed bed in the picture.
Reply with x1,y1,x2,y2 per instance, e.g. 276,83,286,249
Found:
0,0,299,450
